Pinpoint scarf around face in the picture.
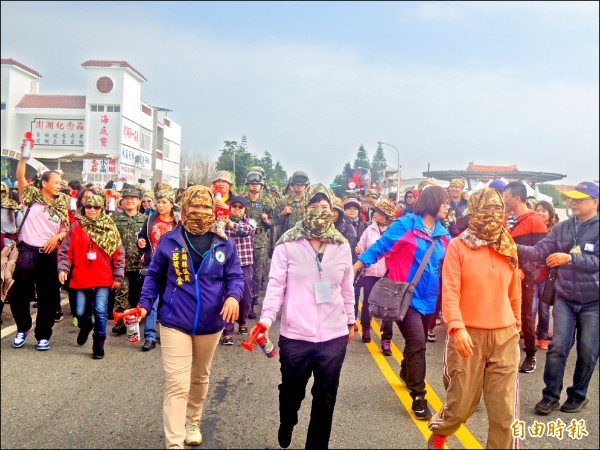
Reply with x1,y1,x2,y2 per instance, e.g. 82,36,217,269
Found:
180,185,227,239
1,182,21,211
277,183,347,245
21,183,69,228
460,187,518,268
80,195,122,256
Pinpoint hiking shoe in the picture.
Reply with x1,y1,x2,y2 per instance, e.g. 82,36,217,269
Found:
381,340,392,356
37,339,50,351
184,420,203,445
428,433,448,449
238,324,249,335
362,328,371,343
561,398,589,413
13,327,32,348
112,321,126,335
427,330,436,342
534,398,560,415
55,310,64,322
278,425,293,449
222,335,234,345
412,396,432,420
537,339,549,350
520,355,536,373
141,339,156,351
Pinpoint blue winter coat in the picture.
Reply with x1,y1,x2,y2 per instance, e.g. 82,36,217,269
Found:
138,226,244,335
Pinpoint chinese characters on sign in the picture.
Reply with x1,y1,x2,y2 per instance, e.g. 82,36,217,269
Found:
87,159,117,175
32,119,85,146
99,114,109,148
511,419,588,441
120,146,151,168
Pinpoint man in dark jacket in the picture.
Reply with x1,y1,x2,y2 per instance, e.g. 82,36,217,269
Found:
517,181,599,416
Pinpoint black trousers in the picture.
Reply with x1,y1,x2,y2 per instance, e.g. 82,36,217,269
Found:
521,280,537,357
10,244,61,340
278,334,348,449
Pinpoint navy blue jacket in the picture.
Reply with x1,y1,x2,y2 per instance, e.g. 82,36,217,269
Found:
138,226,244,335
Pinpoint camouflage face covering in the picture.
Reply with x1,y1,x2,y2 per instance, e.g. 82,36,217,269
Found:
80,195,122,256
277,183,347,245
1,182,21,211
21,183,70,228
180,186,226,239
460,187,518,268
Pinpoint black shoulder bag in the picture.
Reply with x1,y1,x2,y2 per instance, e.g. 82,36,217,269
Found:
368,237,439,321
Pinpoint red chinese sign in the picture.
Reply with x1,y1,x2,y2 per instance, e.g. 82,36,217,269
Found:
87,159,117,174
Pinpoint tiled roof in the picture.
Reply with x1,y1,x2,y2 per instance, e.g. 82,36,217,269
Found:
467,162,517,172
16,94,86,109
81,60,147,81
1,58,42,78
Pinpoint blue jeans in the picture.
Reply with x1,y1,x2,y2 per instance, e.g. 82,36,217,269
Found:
542,297,599,403
143,297,159,341
532,280,551,340
75,288,110,337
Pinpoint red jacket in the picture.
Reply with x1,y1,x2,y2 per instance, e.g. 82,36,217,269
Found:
58,223,125,289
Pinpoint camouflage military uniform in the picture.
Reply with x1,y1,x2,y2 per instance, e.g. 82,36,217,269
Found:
244,191,275,302
113,211,146,311
277,194,305,239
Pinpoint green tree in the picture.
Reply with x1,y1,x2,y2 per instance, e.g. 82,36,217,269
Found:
353,144,370,172
371,143,387,183
537,184,566,208
271,161,288,193
215,138,258,192
259,151,275,181
331,161,354,197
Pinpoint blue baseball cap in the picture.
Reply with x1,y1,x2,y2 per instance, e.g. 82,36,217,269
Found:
561,181,599,200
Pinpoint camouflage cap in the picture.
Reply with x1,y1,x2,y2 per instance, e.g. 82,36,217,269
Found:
449,178,466,190
331,196,345,213
372,199,397,219
365,189,379,199
141,190,154,200
212,170,233,185
156,188,176,204
418,178,438,192
303,183,334,209
181,185,215,212
84,194,105,208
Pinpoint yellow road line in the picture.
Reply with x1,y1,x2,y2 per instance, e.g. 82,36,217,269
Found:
357,303,482,449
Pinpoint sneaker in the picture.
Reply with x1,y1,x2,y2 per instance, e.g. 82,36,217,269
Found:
520,355,536,373
32,302,38,308
537,339,549,350
72,317,78,327
534,398,560,415
362,328,371,343
428,433,448,449
238,324,249,335
184,420,203,445
55,310,64,322
112,321,126,335
13,327,32,348
381,340,392,356
37,339,50,351
412,395,432,420
427,330,436,342
560,398,589,413
222,335,234,345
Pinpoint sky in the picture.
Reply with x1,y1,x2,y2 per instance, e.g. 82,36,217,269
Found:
2,1,598,185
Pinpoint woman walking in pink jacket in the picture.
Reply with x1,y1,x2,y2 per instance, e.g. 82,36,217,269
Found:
252,183,355,450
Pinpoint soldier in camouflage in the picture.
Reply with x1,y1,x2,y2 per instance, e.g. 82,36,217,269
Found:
111,188,146,335
243,170,275,319
277,171,310,240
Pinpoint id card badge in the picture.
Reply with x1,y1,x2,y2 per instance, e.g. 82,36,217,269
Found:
87,251,97,261
314,281,332,304
48,214,60,224
584,243,595,252
570,245,582,255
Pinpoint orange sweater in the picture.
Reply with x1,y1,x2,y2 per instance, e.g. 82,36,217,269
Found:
442,238,522,333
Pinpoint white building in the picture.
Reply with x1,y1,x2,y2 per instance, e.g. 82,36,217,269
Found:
1,58,181,188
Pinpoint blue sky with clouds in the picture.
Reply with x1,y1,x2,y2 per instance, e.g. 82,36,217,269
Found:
2,1,598,185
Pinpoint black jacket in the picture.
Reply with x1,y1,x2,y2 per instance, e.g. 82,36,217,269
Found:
517,215,599,304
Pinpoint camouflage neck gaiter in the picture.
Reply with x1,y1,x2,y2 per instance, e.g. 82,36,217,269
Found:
183,211,215,235
303,209,334,239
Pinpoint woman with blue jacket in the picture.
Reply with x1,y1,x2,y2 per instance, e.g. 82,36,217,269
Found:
353,185,451,421
138,185,244,449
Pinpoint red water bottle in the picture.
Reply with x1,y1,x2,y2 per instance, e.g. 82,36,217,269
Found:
22,132,35,158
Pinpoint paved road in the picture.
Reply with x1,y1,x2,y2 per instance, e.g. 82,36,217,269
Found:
1,294,598,449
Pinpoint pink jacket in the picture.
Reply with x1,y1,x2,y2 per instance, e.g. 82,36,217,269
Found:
357,222,388,277
259,238,355,343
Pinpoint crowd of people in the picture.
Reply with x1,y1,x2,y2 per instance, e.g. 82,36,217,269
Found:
1,146,598,450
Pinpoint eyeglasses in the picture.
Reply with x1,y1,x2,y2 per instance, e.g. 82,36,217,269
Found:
142,199,152,203
231,204,245,209
84,205,102,211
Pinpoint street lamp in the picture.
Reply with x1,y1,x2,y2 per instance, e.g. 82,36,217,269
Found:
183,165,190,187
378,141,402,203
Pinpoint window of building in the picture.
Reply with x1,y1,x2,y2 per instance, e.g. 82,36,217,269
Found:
156,125,164,151
107,105,120,112
163,139,171,160
91,104,119,112
140,128,152,151
1,103,5,110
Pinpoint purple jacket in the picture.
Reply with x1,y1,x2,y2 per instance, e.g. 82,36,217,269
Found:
138,226,244,335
